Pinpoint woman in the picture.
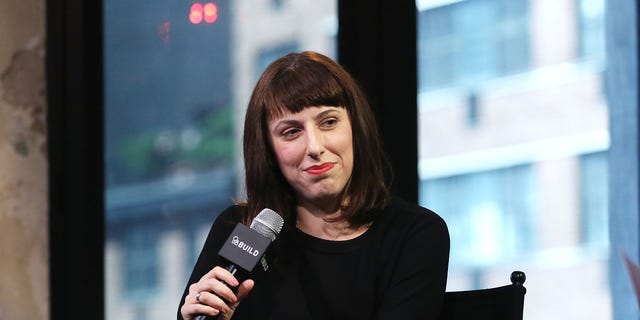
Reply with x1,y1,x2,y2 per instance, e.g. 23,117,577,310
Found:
178,51,450,319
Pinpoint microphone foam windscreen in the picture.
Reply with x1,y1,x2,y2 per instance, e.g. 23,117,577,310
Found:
250,208,284,241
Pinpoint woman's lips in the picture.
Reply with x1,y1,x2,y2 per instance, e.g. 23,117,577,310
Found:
305,163,335,175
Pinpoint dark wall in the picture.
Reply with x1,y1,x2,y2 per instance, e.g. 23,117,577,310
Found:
338,0,418,202
47,0,105,318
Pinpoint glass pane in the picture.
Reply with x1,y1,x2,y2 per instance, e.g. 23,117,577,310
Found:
417,0,609,319
103,1,337,318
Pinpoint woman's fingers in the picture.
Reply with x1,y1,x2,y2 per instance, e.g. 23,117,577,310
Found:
216,280,255,320
195,291,233,313
204,266,239,287
180,296,220,319
181,267,256,319
236,279,255,300
201,267,239,303
181,267,237,317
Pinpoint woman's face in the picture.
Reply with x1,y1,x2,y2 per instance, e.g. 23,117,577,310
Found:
268,106,354,208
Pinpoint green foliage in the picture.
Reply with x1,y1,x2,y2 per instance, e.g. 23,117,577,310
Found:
178,107,235,165
119,132,159,176
117,107,235,181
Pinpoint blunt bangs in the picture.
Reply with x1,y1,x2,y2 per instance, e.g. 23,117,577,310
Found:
264,59,350,120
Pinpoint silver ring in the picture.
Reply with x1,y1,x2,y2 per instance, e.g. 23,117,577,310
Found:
196,292,202,303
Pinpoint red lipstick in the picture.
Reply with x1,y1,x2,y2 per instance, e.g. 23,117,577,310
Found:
306,163,335,175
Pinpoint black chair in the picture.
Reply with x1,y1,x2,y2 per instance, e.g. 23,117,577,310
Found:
439,271,527,320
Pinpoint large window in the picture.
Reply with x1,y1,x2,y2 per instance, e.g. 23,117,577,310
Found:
421,165,535,274
579,151,609,247
46,0,638,318
417,0,529,90
103,1,337,319
578,0,606,60
418,0,610,319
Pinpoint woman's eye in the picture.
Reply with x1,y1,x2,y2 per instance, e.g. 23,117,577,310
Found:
321,118,338,128
282,128,300,138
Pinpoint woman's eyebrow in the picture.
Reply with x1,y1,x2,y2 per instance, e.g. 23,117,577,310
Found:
272,108,342,130
271,118,300,131
274,119,297,125
314,108,341,120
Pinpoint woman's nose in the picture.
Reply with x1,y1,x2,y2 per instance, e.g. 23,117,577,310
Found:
306,129,325,157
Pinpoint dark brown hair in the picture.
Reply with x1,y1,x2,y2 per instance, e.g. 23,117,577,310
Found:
240,51,391,227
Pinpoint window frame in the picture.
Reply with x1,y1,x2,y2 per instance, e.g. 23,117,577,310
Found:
605,1,640,319
47,0,639,319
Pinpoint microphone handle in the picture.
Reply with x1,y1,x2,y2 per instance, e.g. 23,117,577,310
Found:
224,264,239,285
193,264,240,320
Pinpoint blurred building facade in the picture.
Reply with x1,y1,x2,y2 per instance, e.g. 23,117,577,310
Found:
417,0,609,319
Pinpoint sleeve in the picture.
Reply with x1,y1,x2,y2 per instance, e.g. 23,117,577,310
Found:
375,210,450,320
176,205,241,320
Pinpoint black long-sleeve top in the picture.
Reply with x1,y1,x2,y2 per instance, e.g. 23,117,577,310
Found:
178,197,450,319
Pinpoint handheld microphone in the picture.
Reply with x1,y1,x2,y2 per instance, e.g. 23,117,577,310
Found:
194,208,284,320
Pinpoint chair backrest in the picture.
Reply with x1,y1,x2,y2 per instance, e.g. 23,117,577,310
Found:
438,271,526,320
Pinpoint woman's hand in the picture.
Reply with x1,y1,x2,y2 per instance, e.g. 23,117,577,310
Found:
180,266,255,320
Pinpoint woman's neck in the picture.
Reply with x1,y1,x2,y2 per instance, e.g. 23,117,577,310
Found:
295,205,368,241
